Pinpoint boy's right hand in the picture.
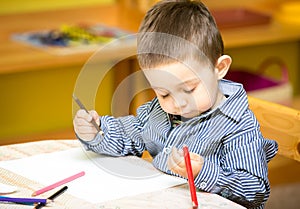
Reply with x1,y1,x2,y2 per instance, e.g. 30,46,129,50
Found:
73,109,100,141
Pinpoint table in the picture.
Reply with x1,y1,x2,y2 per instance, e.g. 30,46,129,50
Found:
0,139,245,209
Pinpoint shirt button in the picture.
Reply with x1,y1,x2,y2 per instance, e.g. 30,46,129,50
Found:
199,181,207,189
163,146,172,154
221,188,232,198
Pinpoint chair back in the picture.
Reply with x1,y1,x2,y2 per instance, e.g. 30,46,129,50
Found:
248,96,300,162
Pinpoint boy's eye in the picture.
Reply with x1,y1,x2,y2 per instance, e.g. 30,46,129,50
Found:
161,94,169,98
184,88,195,94
154,89,170,99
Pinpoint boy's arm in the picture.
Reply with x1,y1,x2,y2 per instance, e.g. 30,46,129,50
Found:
77,101,152,157
193,130,278,208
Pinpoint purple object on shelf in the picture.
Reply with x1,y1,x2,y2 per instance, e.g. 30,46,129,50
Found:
225,71,279,91
225,58,289,92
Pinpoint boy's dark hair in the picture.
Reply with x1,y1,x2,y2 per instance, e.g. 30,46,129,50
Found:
137,0,223,69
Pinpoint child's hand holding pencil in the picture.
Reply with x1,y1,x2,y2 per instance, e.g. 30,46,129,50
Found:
73,109,101,140
168,146,203,208
167,147,204,179
73,94,103,141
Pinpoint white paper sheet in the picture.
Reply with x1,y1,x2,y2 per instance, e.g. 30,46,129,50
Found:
0,183,17,194
0,148,186,203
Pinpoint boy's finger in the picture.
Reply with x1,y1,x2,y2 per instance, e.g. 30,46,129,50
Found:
167,153,187,177
167,153,177,170
171,147,185,166
76,109,93,122
76,133,97,141
168,155,181,172
190,152,203,162
89,110,100,125
74,117,94,126
76,125,98,134
167,147,185,172
89,110,98,117
76,109,87,117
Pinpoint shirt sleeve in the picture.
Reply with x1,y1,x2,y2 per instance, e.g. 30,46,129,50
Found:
77,101,153,157
194,128,278,209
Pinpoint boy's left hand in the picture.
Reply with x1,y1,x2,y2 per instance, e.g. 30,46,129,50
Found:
167,147,204,179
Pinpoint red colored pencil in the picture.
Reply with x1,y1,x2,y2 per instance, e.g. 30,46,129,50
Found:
32,171,85,196
183,146,198,208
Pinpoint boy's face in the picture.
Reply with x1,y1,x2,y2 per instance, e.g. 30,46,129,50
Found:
143,61,222,118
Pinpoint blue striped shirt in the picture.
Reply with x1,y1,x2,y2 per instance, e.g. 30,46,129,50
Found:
78,79,278,209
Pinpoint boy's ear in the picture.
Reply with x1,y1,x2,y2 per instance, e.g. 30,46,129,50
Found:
214,55,232,80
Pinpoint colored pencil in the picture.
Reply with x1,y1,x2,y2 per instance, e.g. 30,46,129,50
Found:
48,186,68,201
0,196,48,204
183,146,198,208
34,186,68,209
32,171,85,196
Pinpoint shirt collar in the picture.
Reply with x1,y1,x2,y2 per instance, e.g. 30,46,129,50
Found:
217,79,249,122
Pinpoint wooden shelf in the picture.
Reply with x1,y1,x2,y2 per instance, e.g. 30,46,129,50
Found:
1,4,300,75
0,4,139,74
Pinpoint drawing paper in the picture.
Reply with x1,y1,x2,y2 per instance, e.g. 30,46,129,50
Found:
0,148,185,203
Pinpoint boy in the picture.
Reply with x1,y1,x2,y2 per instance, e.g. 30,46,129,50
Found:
73,1,278,208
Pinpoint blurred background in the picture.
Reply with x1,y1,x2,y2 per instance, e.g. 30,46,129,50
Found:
1,0,299,143
0,0,299,208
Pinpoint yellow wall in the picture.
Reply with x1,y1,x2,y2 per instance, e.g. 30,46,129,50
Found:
0,65,114,142
0,0,115,15
0,0,117,143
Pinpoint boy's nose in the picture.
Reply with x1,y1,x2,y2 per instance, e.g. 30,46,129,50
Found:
173,97,188,109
